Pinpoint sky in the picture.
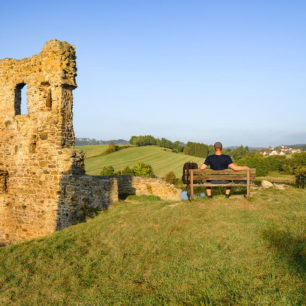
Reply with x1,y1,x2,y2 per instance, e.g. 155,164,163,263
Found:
1,0,305,147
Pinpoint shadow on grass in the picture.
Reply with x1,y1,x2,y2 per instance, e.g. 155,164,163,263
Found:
262,228,306,276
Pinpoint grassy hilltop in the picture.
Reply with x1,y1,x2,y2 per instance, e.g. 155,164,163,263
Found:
0,189,305,304
77,145,203,177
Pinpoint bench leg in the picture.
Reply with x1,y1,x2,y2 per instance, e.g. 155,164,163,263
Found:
190,171,194,200
246,170,250,197
186,184,191,201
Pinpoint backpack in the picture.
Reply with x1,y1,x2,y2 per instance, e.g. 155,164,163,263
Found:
182,162,198,184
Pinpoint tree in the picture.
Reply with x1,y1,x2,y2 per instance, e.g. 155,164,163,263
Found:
129,136,137,145
266,155,286,172
283,152,306,174
238,154,269,176
231,145,249,161
105,141,119,154
184,141,209,158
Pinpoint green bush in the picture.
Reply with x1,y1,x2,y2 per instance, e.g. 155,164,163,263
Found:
133,162,155,178
230,145,249,161
100,166,115,175
266,155,287,172
283,152,306,174
165,171,176,184
238,154,269,176
121,166,134,175
105,142,119,154
294,166,306,177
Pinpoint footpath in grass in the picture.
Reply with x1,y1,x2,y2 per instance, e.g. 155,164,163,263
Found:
0,188,305,304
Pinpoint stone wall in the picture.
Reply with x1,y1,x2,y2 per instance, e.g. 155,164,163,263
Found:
57,175,118,229
101,175,181,201
0,40,117,244
0,40,182,245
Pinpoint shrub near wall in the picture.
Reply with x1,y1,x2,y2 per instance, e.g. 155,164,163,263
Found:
165,171,176,184
100,162,156,178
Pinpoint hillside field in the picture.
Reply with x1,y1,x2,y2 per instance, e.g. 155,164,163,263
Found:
77,145,203,177
76,144,112,158
77,145,297,183
0,188,305,304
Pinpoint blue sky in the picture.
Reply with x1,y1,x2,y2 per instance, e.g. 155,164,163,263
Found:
1,0,305,146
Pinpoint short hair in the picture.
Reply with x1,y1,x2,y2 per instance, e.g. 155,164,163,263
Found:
214,142,223,150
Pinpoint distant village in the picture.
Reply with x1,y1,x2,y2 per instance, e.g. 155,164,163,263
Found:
260,146,302,156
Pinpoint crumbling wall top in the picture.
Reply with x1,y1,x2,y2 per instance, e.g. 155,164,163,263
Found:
0,39,77,89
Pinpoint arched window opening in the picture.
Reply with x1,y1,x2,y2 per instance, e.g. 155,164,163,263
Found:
14,83,28,115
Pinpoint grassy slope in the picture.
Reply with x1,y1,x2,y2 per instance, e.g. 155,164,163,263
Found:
257,171,296,184
0,189,305,304
76,144,110,158
77,145,296,182
80,145,203,177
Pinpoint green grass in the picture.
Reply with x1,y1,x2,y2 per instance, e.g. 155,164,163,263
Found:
257,171,296,184
80,145,203,177
76,144,110,158
0,188,305,304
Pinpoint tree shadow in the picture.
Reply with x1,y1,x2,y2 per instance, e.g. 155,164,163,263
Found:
262,228,305,276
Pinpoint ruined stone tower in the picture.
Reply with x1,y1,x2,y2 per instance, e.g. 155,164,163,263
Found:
0,40,181,244
0,40,117,244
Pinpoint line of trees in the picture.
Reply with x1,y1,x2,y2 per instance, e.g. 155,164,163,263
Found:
238,152,306,177
183,142,209,158
129,135,184,153
130,136,253,160
129,135,306,179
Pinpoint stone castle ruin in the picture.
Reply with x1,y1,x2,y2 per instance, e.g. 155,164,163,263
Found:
0,40,180,244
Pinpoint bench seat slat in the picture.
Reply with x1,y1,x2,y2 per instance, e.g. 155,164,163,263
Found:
199,183,256,187
191,169,256,175
191,175,256,180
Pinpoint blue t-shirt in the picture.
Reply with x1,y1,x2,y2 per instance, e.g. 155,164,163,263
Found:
204,154,233,170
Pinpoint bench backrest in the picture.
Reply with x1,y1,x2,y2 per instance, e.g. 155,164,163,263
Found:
185,168,256,184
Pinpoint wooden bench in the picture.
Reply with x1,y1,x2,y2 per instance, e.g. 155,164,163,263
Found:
184,168,256,199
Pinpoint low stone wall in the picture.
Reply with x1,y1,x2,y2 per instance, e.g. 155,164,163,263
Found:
101,175,181,201
56,175,118,230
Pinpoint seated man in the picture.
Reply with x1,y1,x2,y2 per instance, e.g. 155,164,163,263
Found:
200,142,249,198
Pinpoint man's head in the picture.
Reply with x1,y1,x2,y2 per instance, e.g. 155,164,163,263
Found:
214,142,223,153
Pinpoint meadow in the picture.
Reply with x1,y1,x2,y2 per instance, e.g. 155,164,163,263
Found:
77,145,297,184
0,188,305,304
76,144,110,158
77,145,204,177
